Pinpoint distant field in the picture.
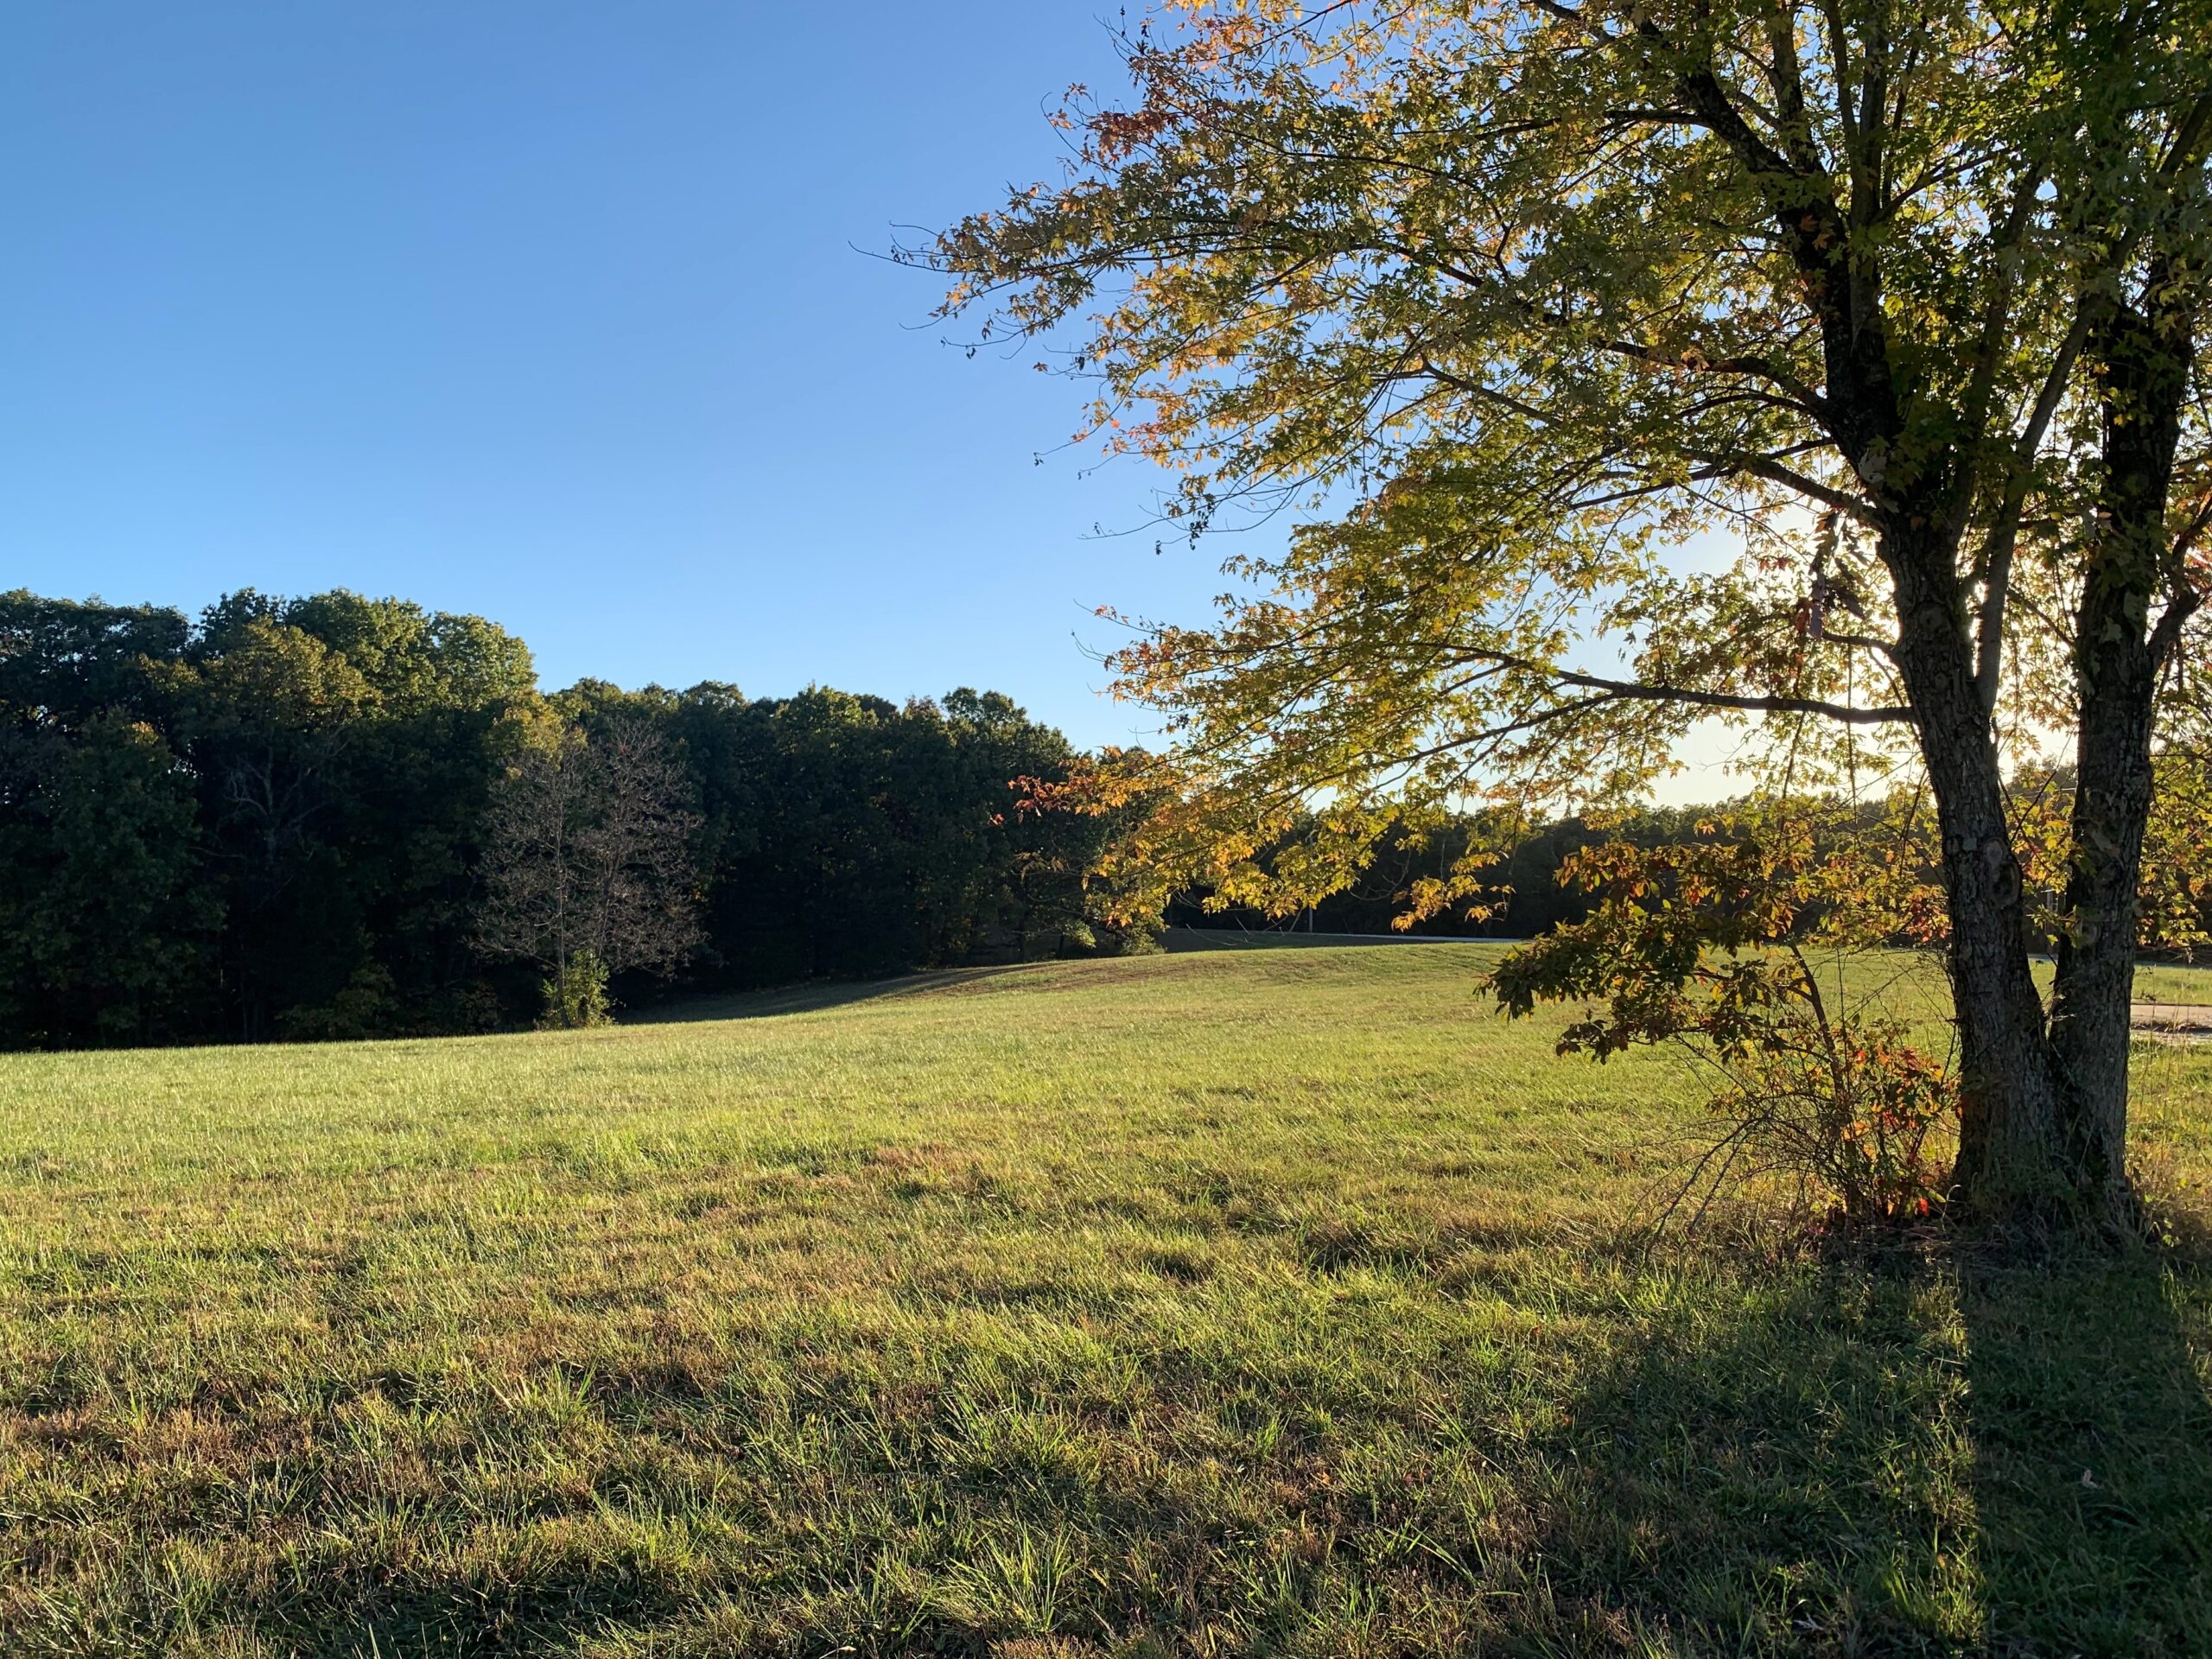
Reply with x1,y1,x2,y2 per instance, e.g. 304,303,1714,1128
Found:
2,950,2209,1656
1160,926,1497,950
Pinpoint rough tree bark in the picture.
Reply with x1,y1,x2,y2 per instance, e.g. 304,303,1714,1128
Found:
2041,289,2198,1224
1879,550,2075,1222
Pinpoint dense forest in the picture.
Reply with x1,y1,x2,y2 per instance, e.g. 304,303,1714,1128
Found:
11,586,2196,1053
0,588,1121,1049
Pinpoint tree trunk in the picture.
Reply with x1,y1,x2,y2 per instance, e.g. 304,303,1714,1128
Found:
1884,554,2075,1224
2044,292,2194,1230
1893,287,2190,1233
2047,655,2154,1227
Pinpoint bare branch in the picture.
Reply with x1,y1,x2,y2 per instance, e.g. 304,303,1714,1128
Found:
1974,306,2091,711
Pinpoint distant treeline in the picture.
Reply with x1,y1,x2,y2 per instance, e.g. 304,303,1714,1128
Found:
21,586,2091,1053
1166,806,1727,941
0,589,1119,1049
1174,790,2212,961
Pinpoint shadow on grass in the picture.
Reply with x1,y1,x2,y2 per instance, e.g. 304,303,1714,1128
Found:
1525,1244,2212,1654
89,1238,2206,1655
264,1573,684,1659
1955,1249,2212,1654
623,964,1034,1025
1526,1261,1974,1652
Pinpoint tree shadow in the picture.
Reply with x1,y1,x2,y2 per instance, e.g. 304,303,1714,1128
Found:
1955,1247,2212,1654
1522,1257,1978,1651
245,1570,684,1659
623,963,1037,1025
1520,1243,2212,1652
45,1218,2204,1653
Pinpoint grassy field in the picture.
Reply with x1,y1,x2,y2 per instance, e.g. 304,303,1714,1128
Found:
2,950,2209,1657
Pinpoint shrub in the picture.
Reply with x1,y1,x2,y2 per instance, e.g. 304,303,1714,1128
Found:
276,964,403,1043
1489,808,1957,1234
539,950,612,1030
1688,1002,1954,1230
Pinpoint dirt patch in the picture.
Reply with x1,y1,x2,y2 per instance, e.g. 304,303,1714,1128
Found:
2133,1004,2212,1045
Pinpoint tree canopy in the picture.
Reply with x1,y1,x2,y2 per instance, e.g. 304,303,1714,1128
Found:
927,0,2212,1228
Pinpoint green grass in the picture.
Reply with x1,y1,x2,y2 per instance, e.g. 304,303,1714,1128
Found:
2133,958,2212,1007
2,949,2209,1656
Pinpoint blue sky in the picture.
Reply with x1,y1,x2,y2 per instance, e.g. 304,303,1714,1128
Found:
1,2,1243,750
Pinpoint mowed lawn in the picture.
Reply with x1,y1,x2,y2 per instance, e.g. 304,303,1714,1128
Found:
3,950,2210,1657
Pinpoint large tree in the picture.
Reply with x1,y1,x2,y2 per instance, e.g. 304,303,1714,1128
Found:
476,717,705,1024
926,0,2212,1228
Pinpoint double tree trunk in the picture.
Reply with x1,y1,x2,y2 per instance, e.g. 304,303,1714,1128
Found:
1900,296,2190,1234
1902,589,2145,1232
1893,569,2164,1229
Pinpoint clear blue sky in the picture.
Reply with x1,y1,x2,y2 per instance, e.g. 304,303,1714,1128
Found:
0,2,1237,750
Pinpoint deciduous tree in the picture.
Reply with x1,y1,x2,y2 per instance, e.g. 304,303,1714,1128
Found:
476,718,704,1024
926,0,2212,1230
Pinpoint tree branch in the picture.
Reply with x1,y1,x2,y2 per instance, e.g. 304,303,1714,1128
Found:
1478,652,1913,725
1950,165,2049,535
1687,448,1878,524
1974,305,2091,711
